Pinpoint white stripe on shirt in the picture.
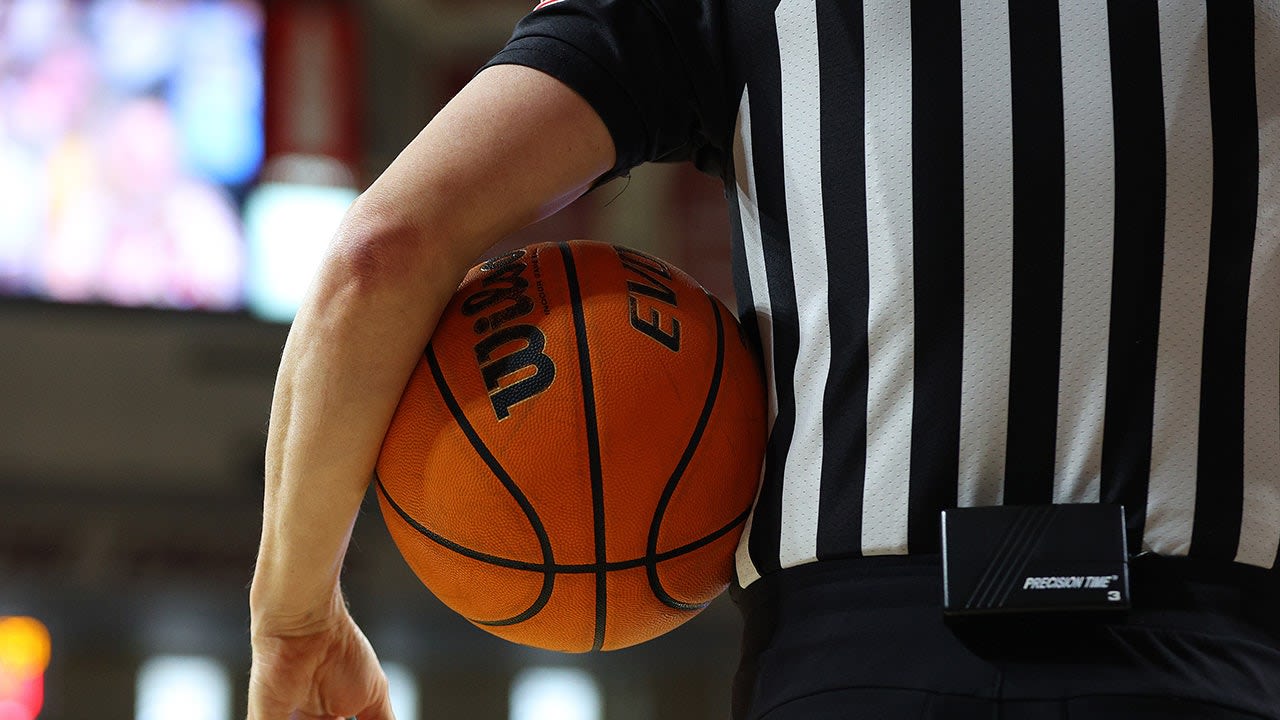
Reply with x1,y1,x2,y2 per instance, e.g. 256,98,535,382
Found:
862,0,915,555
1237,1,1280,568
1145,0,1214,556
733,87,769,587
774,0,829,570
957,0,1013,508
1054,0,1115,504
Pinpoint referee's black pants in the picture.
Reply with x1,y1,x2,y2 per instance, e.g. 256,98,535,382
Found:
732,554,1280,719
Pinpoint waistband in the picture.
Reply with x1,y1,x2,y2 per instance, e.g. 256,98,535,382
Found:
731,553,1280,715
734,552,1280,636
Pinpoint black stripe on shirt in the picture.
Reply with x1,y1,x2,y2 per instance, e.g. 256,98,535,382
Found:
1003,0,1066,505
1191,1,1259,560
726,125,764,587
815,0,870,561
1100,0,1166,555
744,12,798,576
906,0,964,552
727,115,764,367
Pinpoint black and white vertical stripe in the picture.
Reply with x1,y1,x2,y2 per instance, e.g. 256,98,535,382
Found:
733,0,1280,585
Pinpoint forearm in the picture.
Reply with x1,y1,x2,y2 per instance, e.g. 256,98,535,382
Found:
246,64,614,633
249,209,463,631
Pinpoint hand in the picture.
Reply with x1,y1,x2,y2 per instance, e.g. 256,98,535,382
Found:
247,607,395,720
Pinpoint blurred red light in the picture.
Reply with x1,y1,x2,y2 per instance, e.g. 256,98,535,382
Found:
0,618,48,720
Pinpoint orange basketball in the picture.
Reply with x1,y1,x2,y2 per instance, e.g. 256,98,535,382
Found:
375,240,767,652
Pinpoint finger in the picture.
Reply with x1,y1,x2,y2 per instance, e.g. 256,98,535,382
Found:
247,674,303,720
248,692,295,720
285,712,345,720
356,694,397,720
246,690,284,720
248,698,295,720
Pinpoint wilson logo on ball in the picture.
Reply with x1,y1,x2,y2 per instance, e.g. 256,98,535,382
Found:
464,249,556,419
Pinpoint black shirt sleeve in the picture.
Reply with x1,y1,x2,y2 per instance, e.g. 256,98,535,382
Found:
482,0,728,181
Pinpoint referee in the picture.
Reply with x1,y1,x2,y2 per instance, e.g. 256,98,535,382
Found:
246,1,1280,718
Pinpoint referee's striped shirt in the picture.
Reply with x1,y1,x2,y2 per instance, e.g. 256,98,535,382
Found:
489,0,1280,585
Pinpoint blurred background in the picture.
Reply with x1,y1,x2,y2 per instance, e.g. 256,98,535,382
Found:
0,0,740,718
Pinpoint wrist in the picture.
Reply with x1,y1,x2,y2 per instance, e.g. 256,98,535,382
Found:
249,572,347,638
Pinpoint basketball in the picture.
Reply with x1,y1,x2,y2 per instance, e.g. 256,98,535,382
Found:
374,240,767,652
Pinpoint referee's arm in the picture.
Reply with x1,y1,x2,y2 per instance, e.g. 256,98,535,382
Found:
246,64,614,719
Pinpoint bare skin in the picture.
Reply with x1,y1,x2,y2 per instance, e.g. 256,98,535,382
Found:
246,64,615,720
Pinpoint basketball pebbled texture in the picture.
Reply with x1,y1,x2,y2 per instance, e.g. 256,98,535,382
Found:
375,240,767,652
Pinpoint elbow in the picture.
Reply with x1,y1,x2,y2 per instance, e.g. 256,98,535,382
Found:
314,195,459,307
330,200,427,290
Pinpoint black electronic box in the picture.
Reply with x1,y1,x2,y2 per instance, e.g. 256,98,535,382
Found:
941,504,1131,617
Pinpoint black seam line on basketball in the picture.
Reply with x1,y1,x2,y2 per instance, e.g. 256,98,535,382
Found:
379,466,750,575
646,291,728,611
375,475,546,628
559,242,608,651
416,346,555,627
